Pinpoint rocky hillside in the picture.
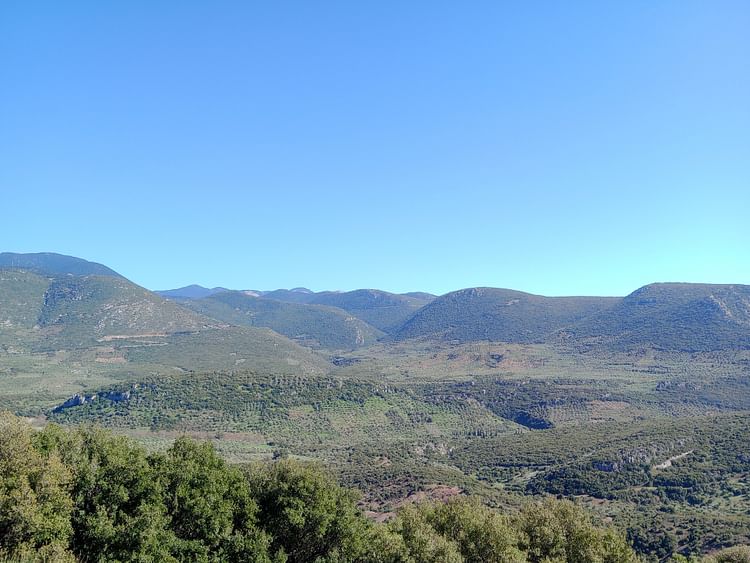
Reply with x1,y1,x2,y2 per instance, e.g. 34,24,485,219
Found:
559,283,750,352
0,268,328,374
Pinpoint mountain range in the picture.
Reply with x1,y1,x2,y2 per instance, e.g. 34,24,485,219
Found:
1,252,749,358
159,286,434,334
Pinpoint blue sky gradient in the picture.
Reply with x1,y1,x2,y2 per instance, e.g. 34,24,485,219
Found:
2,1,748,295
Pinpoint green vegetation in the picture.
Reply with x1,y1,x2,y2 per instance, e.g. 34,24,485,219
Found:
0,269,329,414
32,275,214,350
703,546,750,562
261,289,434,334
1,414,644,562
394,284,750,353
46,360,750,559
9,343,750,558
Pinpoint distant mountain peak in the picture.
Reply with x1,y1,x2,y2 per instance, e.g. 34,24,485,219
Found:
155,285,230,300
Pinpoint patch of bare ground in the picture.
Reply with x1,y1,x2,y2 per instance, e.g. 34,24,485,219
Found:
653,450,694,470
97,333,168,341
95,346,127,364
125,429,266,444
363,485,463,523
393,484,462,508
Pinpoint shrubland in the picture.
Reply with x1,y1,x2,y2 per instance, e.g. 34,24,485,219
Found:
0,413,644,562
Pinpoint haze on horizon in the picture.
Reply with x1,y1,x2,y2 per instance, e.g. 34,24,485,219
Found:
2,2,748,296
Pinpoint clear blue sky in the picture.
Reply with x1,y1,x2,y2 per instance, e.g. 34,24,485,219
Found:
2,1,748,296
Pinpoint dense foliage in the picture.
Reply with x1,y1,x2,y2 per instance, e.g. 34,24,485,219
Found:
0,414,645,562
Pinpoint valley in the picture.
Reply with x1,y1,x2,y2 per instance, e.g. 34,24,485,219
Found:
1,253,750,561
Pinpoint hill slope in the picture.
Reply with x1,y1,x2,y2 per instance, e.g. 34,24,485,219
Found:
0,268,329,375
0,269,50,330
0,252,123,278
560,283,750,352
33,274,217,350
394,287,619,343
183,291,384,349
260,289,434,333
306,289,433,334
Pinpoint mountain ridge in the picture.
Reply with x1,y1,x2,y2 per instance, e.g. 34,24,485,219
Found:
557,282,750,352
394,287,620,344
182,290,384,350
155,284,231,300
3,252,749,353
0,252,124,278
0,267,328,375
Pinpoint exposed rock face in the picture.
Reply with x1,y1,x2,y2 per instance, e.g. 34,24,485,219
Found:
53,387,134,412
54,393,94,411
100,389,132,402
593,461,621,472
656,380,700,391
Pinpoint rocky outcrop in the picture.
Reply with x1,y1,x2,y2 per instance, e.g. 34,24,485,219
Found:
53,386,135,412
593,461,621,472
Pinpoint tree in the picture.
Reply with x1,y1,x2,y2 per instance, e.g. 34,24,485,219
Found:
517,498,638,563
426,498,526,563
386,504,464,563
0,413,74,561
156,437,273,562
40,424,177,561
246,459,372,562
705,546,750,563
